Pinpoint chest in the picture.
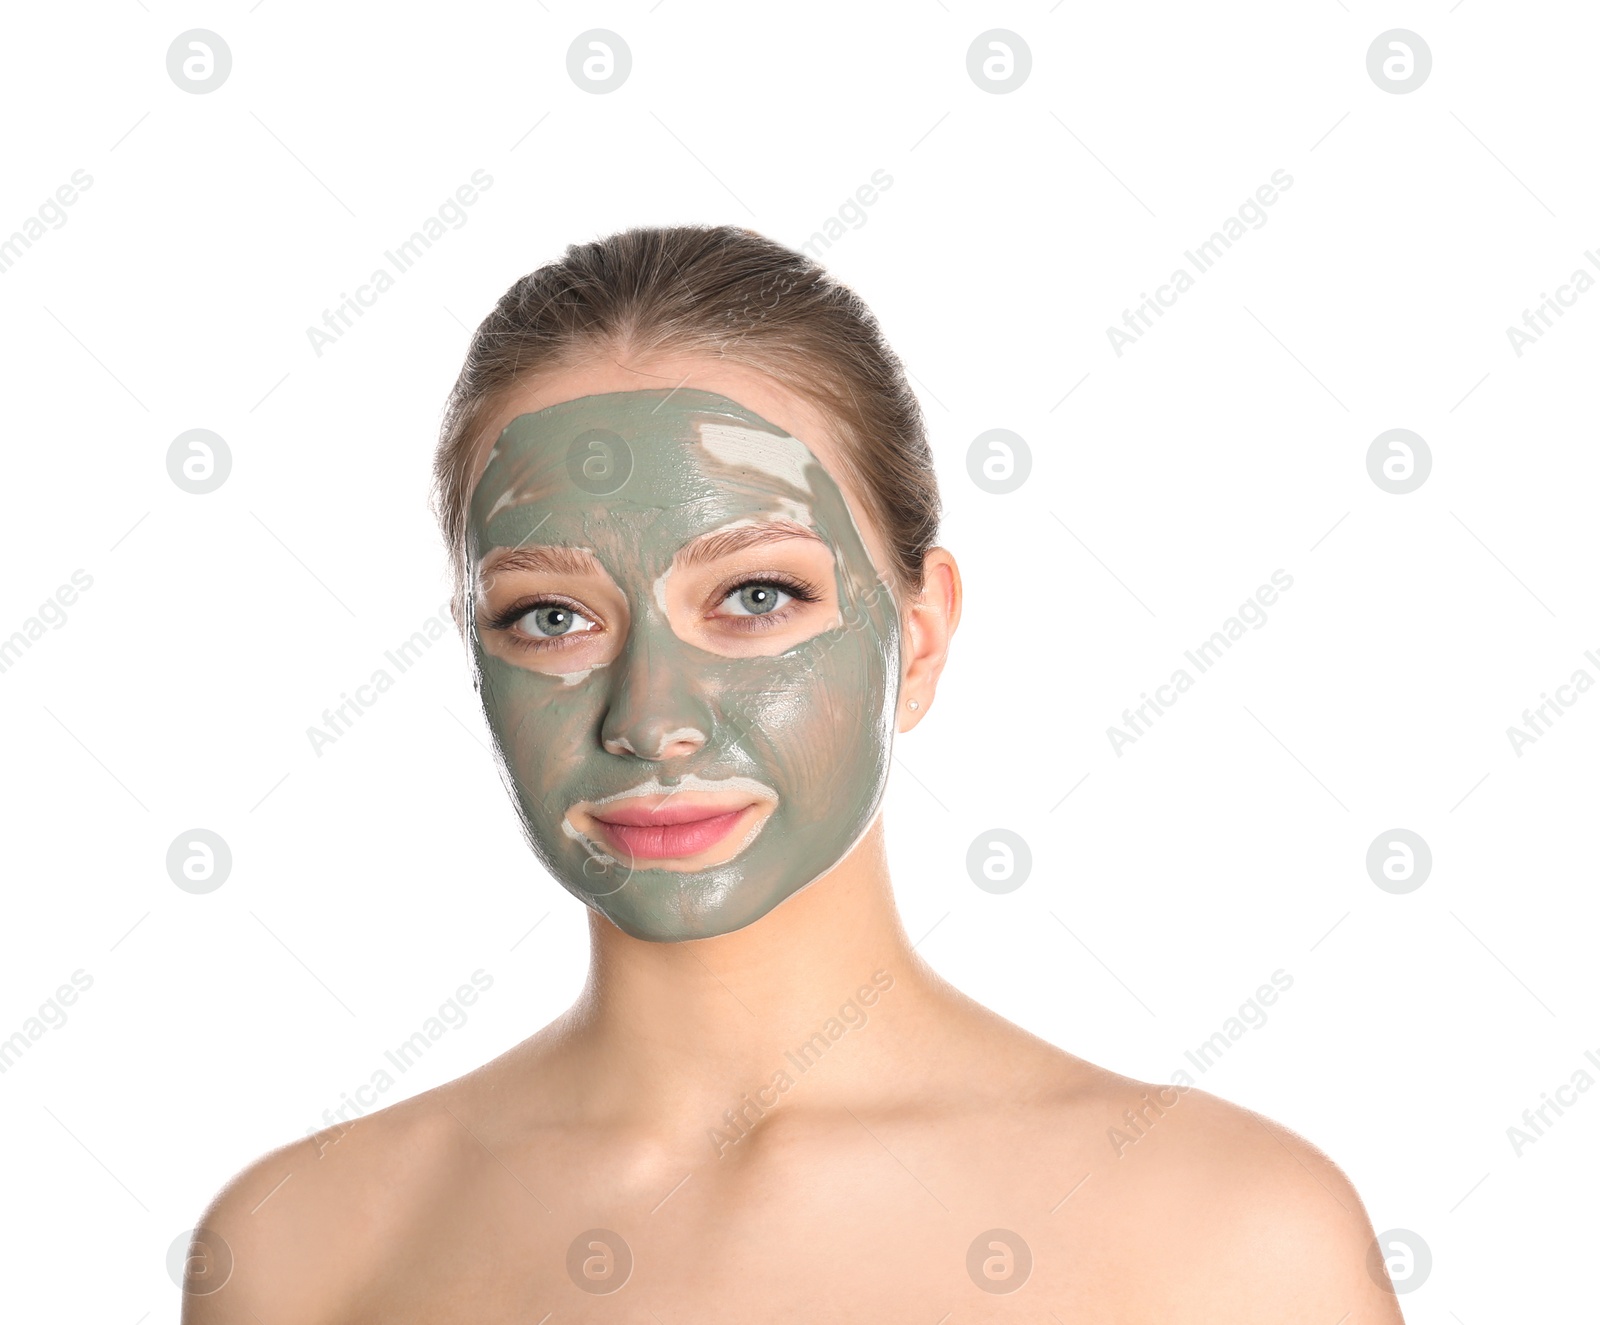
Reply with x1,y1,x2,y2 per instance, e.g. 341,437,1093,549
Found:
346,1130,1142,1323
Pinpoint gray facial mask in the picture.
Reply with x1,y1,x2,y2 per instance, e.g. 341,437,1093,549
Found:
466,388,902,941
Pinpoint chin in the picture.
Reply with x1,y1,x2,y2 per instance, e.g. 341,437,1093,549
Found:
575,866,814,943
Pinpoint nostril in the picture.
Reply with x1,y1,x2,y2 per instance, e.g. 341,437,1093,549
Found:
599,642,715,762
606,726,706,761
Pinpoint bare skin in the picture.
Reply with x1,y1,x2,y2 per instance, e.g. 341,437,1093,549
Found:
186,357,1405,1324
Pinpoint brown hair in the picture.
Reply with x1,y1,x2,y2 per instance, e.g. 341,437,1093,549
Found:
429,224,940,634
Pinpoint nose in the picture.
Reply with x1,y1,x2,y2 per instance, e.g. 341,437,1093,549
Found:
599,627,713,762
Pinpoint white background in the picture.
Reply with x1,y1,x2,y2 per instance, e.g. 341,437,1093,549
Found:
1,2,1595,1319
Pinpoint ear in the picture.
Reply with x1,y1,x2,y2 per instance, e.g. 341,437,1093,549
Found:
896,548,961,733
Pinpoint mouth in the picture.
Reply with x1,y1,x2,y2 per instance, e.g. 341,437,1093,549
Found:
593,800,756,859
568,776,778,868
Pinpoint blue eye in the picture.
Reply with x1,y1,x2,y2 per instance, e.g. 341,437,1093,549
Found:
517,604,597,638
722,583,793,617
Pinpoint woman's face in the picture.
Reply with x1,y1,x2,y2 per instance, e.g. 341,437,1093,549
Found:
463,364,903,941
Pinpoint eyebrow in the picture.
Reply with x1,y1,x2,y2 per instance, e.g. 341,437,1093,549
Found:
476,520,826,585
674,520,826,570
478,544,602,581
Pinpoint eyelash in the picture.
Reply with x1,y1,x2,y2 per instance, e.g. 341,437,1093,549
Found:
485,574,824,652
711,572,822,633
484,593,593,652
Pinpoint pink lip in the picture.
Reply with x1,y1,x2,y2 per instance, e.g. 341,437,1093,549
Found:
592,799,745,827
590,805,753,860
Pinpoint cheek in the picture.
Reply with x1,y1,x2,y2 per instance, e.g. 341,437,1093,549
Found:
726,624,894,792
478,660,598,807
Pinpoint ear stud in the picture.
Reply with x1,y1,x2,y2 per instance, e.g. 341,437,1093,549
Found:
907,699,920,711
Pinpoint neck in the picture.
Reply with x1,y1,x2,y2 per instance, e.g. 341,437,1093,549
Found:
544,817,958,1133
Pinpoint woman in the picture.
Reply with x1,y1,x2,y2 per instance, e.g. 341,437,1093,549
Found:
189,226,1404,1322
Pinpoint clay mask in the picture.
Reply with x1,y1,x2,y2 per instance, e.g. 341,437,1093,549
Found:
465,388,902,941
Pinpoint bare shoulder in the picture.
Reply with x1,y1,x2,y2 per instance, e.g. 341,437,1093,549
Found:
179,1084,478,1325
1063,1064,1405,1323
905,984,1403,1318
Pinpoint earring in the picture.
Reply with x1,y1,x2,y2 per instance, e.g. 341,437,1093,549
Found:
907,699,920,711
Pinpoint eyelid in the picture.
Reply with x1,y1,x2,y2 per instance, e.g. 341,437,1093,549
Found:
483,594,606,649
705,571,821,617
719,587,793,622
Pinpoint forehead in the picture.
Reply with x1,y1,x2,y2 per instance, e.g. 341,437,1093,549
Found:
468,388,852,572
